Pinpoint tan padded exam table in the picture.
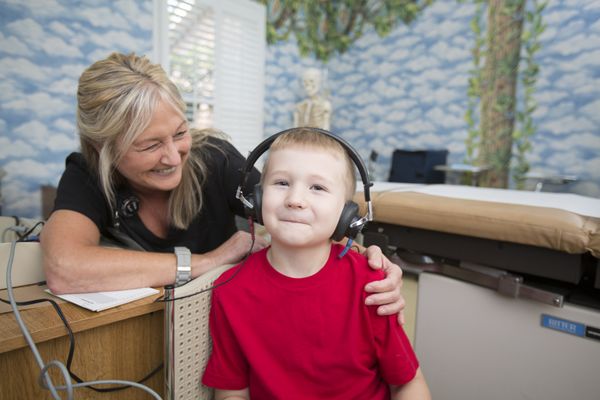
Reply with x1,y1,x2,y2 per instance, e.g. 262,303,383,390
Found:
355,183,600,400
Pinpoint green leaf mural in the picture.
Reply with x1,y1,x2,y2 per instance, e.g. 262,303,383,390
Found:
262,0,433,62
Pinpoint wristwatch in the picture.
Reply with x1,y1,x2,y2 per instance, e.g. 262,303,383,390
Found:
174,246,192,286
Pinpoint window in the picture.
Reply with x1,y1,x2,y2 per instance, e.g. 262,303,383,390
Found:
156,0,266,157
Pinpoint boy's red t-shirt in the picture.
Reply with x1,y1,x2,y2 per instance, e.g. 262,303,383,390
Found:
202,244,418,399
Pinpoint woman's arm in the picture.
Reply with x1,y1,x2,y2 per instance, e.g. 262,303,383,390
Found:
215,388,249,400
389,368,431,400
41,210,266,294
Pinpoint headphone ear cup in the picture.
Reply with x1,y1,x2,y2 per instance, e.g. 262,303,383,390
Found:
251,184,263,224
332,201,360,241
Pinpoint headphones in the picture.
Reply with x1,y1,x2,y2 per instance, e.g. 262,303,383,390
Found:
236,127,373,241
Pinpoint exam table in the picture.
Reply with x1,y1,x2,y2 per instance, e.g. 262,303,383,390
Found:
355,183,600,400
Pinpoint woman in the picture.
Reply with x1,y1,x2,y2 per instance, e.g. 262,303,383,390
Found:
41,52,405,321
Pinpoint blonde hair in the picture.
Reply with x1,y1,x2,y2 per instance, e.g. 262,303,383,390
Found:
77,52,212,229
261,128,357,200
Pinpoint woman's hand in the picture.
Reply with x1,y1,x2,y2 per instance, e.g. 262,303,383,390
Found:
210,230,269,267
363,245,406,325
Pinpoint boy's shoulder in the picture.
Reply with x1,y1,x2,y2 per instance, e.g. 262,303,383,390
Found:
334,244,386,281
213,248,267,288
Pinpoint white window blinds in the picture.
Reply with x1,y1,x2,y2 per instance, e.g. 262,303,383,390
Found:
164,0,266,157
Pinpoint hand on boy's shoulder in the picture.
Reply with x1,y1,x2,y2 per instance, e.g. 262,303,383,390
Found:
342,244,386,281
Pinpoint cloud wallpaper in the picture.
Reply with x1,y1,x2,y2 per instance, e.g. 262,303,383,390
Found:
0,0,153,218
263,0,600,195
1,0,599,219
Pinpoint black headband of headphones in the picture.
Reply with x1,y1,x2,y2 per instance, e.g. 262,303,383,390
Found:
238,127,373,202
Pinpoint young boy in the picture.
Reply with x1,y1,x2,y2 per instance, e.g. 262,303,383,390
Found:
202,128,430,399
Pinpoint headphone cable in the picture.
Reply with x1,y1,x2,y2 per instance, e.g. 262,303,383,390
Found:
155,217,257,303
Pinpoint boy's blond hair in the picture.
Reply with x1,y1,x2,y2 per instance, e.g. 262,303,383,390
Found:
261,128,357,200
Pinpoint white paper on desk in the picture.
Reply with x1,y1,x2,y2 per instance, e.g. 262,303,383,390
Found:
45,287,159,312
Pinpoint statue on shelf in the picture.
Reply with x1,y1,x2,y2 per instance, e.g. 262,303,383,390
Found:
293,68,332,130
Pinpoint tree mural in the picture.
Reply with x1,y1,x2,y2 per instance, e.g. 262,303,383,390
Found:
262,0,546,189
261,0,432,62
465,0,546,188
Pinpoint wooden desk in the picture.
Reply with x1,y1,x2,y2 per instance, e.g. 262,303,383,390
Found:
0,285,165,399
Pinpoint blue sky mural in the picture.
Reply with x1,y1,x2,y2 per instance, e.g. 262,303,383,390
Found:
0,0,153,218
263,0,600,195
1,0,599,219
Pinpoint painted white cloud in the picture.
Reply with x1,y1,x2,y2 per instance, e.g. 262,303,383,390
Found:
2,183,42,217
419,68,450,83
6,18,46,43
352,91,380,107
543,150,589,176
583,0,600,11
562,132,600,150
47,78,78,96
544,9,579,26
547,33,600,56
404,55,439,72
405,132,444,149
4,92,71,118
0,32,32,56
418,19,464,39
402,119,437,135
3,0,67,17
115,0,153,29
385,110,408,123
427,86,462,105
388,48,411,62
76,7,130,29
0,57,53,82
86,30,148,54
446,72,469,88
581,99,600,123
542,115,596,135
48,21,76,38
58,62,88,80
47,133,78,152
426,107,464,128
40,36,83,58
4,158,63,180
13,120,49,144
535,89,569,105
7,18,83,58
0,137,36,159
430,41,470,63
373,79,406,99
574,78,600,97
0,80,18,103
53,118,76,133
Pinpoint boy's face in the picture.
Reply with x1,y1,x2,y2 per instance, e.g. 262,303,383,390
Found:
261,146,347,249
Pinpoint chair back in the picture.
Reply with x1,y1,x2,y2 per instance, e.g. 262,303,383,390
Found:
164,264,232,400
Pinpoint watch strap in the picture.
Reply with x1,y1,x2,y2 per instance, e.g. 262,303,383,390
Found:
174,246,192,286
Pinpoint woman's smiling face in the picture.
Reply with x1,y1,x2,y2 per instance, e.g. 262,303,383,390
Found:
116,99,191,195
